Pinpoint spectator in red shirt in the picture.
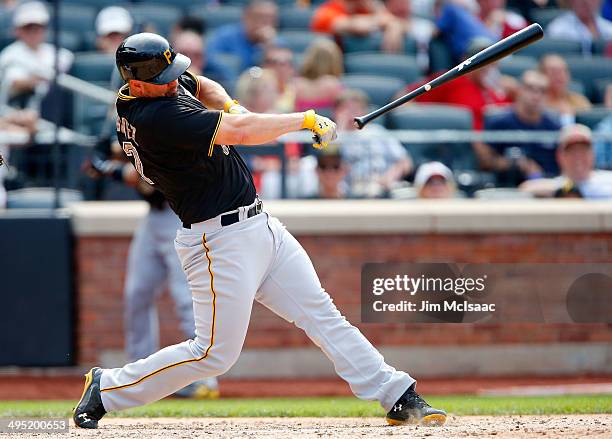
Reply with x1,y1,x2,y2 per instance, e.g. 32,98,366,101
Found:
311,0,405,53
406,37,513,130
478,0,528,39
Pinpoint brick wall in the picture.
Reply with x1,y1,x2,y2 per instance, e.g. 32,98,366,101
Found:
75,232,612,366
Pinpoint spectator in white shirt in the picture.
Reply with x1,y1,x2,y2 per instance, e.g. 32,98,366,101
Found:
547,0,612,51
0,1,73,110
520,124,612,199
333,89,413,198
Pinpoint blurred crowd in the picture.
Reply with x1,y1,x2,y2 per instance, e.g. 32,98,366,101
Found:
1,0,612,207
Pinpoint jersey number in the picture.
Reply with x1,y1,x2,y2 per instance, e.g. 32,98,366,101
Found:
122,142,154,185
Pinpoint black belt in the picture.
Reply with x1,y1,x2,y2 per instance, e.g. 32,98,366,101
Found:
182,199,263,229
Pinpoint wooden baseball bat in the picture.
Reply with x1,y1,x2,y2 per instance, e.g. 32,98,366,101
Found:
354,23,544,129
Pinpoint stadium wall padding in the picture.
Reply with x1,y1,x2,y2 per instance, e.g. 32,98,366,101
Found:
0,213,74,366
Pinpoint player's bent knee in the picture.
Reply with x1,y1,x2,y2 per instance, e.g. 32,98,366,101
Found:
190,338,242,375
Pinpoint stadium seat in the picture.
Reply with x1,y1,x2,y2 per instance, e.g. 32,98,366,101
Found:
223,0,295,5
128,4,181,38
6,188,83,209
575,107,612,129
531,8,564,28
594,79,612,104
190,6,242,31
47,31,82,53
59,0,129,9
279,7,314,31
386,104,475,169
340,74,405,107
56,4,96,34
0,9,12,33
80,31,98,52
140,0,209,14
565,56,612,101
498,55,537,78
388,104,473,130
515,38,582,59
220,0,251,4
69,52,115,83
344,53,422,83
278,31,331,53
72,92,110,135
341,33,417,55
473,188,534,200
389,185,418,200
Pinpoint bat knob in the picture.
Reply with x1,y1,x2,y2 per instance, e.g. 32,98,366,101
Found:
353,117,365,130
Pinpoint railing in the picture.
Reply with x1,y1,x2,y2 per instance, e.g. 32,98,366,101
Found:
279,129,612,144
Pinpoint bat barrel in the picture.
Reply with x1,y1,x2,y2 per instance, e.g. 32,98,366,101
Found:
460,23,543,75
352,23,544,130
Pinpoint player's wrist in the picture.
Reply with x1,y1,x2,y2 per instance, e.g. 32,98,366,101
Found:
223,99,239,113
302,109,316,130
224,99,250,114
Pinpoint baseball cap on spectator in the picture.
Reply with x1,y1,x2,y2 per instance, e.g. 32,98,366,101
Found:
13,1,49,28
96,6,133,37
316,143,342,169
558,123,592,151
414,161,454,189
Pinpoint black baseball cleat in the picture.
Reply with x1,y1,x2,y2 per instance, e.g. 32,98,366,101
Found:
73,367,107,429
386,384,447,426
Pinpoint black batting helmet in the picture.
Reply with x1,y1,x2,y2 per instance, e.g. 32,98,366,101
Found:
116,33,191,85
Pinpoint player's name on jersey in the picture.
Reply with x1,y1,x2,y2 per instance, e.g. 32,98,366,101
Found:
117,116,136,141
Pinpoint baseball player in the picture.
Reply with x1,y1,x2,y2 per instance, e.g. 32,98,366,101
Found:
85,141,219,399
74,32,446,429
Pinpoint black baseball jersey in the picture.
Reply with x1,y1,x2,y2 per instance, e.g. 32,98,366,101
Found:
115,71,256,224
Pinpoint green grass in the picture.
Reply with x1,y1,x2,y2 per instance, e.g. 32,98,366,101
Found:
0,395,610,418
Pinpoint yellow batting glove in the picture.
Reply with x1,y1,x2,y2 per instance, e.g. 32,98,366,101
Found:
302,109,337,149
224,99,249,114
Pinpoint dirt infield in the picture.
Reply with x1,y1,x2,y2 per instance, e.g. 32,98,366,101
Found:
27,415,607,439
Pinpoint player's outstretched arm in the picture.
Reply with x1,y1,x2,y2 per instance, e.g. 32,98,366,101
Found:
215,110,337,149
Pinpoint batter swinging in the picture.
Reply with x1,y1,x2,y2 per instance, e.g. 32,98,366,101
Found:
74,33,446,429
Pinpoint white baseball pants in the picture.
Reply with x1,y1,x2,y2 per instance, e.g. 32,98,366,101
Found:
100,207,414,412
